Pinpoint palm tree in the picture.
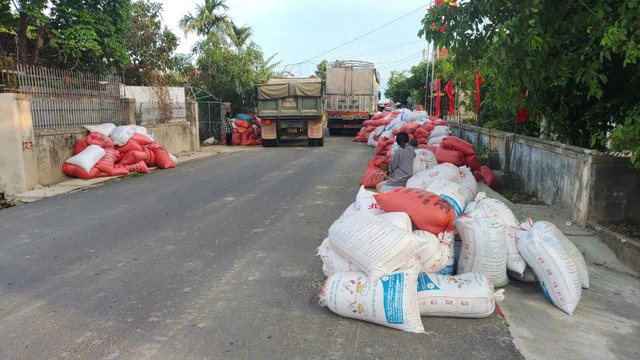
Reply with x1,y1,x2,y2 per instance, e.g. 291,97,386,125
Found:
227,23,252,51
179,0,230,39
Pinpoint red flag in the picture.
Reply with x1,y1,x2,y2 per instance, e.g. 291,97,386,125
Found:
434,79,442,117
445,80,454,115
516,108,530,125
475,69,483,114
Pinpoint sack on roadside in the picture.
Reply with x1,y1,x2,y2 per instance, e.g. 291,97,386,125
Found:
319,263,425,333
154,146,176,169
354,186,384,215
110,125,136,146
317,234,363,276
125,160,150,174
417,272,504,318
66,145,106,173
62,162,101,179
85,123,116,137
86,132,114,148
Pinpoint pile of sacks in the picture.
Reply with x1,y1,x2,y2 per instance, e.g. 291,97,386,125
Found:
62,123,176,179
317,186,589,332
228,113,262,146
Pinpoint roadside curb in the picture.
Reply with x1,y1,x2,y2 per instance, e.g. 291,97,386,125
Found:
587,221,640,273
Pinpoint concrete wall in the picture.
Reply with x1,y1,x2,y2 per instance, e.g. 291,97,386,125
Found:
0,94,38,195
450,123,596,225
589,155,640,222
34,128,87,186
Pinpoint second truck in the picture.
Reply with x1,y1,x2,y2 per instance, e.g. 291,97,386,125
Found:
325,60,380,135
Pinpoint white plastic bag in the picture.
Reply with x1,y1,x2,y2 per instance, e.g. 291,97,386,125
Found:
131,125,148,135
367,131,377,147
417,272,504,318
516,222,582,315
354,186,384,215
426,180,468,218
414,230,453,274
65,145,105,173
318,234,363,276
110,125,136,146
455,216,509,287
328,212,429,282
84,123,116,136
519,220,589,289
457,166,478,202
319,263,425,333
413,149,438,174
464,192,526,275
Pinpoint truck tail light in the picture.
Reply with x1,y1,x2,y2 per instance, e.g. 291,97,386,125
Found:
265,119,271,125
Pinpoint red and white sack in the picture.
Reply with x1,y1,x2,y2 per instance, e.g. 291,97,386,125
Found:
457,166,478,203
414,230,452,274
427,135,447,147
317,234,362,277
518,220,589,289
339,202,356,220
412,149,438,174
417,272,504,318
65,145,106,173
327,212,430,282
406,163,460,190
318,263,425,333
515,221,582,315
464,192,526,275
454,216,509,287
508,267,538,283
425,180,468,218
354,186,384,215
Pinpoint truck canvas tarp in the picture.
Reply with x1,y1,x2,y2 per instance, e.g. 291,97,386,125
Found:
256,78,324,147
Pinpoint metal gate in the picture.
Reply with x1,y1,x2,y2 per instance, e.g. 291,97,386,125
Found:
198,101,222,142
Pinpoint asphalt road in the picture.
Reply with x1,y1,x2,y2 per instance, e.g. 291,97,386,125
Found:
0,134,523,360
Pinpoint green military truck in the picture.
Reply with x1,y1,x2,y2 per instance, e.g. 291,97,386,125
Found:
256,78,324,147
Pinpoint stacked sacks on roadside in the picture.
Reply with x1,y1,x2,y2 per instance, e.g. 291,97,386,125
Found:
231,114,262,146
317,186,506,333
63,124,177,179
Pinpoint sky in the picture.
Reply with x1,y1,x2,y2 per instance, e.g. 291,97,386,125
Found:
159,0,434,101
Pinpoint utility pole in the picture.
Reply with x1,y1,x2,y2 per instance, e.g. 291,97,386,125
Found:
424,47,429,111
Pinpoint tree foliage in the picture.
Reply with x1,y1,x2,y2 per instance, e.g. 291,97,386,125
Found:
179,0,230,40
226,23,252,51
419,0,640,167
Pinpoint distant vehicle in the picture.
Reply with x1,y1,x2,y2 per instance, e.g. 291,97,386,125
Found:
325,60,380,135
255,77,324,147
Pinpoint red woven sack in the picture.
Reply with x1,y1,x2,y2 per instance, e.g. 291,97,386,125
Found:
131,133,154,146
119,150,149,166
74,137,89,155
473,170,484,181
232,132,243,145
115,139,143,153
146,148,156,167
423,122,435,132
441,136,475,156
480,166,500,189
435,146,465,166
96,148,117,174
375,137,389,155
465,154,482,172
154,147,176,169
374,188,455,234
62,163,100,179
234,119,251,128
425,146,439,154
111,164,129,176
147,143,160,151
399,122,420,134
413,127,430,140
86,132,114,148
125,160,150,173
360,169,387,188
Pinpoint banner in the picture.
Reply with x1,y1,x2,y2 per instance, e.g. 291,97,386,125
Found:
475,69,483,115
445,80,454,116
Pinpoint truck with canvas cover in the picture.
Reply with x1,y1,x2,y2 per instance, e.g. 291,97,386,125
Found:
256,78,324,147
325,60,380,135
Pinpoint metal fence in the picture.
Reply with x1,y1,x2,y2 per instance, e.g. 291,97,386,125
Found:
0,56,127,129
198,101,222,142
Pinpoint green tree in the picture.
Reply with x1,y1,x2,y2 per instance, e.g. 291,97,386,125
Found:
1,0,48,63
179,0,230,41
419,0,640,167
314,59,327,82
124,0,178,85
226,23,252,51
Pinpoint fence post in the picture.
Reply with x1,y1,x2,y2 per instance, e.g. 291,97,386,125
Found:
186,100,200,151
121,98,136,125
0,94,39,196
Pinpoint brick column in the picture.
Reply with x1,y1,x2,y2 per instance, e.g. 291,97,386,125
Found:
186,100,200,151
121,98,136,125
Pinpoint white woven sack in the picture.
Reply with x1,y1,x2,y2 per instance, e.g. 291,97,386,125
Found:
430,125,450,138
317,235,362,277
427,135,446,146
375,125,386,136
84,123,115,136
131,125,148,135
367,131,377,147
339,202,356,220
65,145,105,173
328,212,429,282
319,263,425,333
413,149,438,175
508,267,537,283
110,125,136,146
377,212,413,232
437,231,455,275
455,216,509,287
408,163,460,190
464,192,526,275
417,272,505,318
390,142,400,157
414,230,451,274
516,222,582,315
457,166,478,202
354,186,384,215
426,180,468,218
519,220,589,289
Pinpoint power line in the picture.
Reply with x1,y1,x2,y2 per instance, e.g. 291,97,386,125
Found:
377,51,423,70
285,4,428,66
335,40,424,60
